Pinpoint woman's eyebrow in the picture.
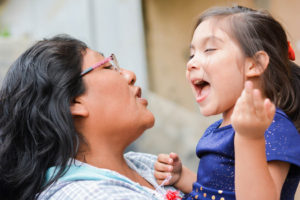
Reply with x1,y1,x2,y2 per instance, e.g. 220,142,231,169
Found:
97,51,104,56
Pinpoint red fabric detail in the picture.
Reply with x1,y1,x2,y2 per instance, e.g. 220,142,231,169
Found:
288,41,295,61
165,190,182,200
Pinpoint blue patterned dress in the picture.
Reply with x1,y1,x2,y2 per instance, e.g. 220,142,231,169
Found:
183,109,300,200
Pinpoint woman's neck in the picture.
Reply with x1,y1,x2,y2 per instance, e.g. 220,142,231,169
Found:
76,143,127,171
76,144,155,190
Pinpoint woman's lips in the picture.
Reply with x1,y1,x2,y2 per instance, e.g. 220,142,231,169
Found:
135,87,148,106
137,97,148,106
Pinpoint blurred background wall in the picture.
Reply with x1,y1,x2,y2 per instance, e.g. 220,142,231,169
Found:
0,0,299,198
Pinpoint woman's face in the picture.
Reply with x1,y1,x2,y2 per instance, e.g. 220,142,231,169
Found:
76,49,154,143
186,18,246,121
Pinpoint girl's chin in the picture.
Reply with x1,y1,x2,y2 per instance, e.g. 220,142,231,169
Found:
198,107,219,117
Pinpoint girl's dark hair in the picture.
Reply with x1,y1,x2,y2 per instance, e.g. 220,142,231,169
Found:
196,5,300,132
0,35,87,200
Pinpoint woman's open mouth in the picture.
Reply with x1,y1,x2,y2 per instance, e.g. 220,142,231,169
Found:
135,87,148,106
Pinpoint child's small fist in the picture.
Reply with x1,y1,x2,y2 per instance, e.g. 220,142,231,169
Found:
154,152,182,186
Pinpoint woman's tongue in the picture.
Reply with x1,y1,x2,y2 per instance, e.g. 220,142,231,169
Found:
196,83,210,103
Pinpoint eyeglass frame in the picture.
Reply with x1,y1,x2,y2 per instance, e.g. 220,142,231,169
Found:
80,54,120,77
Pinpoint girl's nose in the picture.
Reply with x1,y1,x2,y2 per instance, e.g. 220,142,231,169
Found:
121,68,136,85
186,59,200,72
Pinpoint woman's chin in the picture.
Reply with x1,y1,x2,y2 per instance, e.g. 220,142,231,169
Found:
140,113,155,131
146,114,155,129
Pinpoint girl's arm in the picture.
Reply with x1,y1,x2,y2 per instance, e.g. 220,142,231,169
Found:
232,81,290,200
154,152,197,193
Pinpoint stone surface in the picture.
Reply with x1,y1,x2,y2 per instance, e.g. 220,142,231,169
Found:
0,37,31,80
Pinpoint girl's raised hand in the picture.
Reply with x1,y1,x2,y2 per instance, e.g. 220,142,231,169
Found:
154,152,182,186
231,81,276,139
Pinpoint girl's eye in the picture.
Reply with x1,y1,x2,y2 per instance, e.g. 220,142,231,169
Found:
204,48,216,53
189,54,194,60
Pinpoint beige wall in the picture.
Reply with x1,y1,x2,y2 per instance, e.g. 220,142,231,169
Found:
270,0,300,56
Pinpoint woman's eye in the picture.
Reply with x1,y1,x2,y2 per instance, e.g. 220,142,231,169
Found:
103,65,114,70
189,54,194,60
204,48,216,53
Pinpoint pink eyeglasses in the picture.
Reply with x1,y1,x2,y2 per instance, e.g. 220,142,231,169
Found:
80,54,120,77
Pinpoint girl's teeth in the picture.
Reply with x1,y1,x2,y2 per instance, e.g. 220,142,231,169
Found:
194,80,201,85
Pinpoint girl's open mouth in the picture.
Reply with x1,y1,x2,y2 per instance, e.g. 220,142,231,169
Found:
193,79,210,103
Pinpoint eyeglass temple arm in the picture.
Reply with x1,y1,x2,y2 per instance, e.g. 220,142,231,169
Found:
80,56,112,76
80,67,93,76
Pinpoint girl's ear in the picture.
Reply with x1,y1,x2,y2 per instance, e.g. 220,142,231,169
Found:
70,97,89,117
245,51,269,78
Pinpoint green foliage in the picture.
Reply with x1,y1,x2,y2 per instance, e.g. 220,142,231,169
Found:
0,26,10,37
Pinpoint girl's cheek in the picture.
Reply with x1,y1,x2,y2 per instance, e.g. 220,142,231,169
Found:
185,70,189,80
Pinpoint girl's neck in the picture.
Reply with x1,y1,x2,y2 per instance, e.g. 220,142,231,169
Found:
221,107,234,127
220,79,266,128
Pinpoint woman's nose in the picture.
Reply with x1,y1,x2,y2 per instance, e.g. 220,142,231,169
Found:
121,68,136,85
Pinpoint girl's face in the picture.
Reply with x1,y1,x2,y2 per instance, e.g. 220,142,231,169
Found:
76,49,154,144
186,18,246,123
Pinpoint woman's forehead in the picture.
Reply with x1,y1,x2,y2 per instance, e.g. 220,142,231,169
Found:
82,49,105,70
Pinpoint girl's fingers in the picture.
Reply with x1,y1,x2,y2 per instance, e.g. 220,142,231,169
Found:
154,170,171,182
157,154,173,164
244,81,254,108
154,161,173,172
253,89,264,118
234,81,253,118
169,152,179,163
264,98,276,120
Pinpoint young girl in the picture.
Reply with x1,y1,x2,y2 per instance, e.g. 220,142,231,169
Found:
154,5,300,200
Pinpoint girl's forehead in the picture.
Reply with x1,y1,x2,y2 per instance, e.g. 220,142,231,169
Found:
192,19,231,44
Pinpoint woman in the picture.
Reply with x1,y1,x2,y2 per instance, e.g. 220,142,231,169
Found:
0,35,178,200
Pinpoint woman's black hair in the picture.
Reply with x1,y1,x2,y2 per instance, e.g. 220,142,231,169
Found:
195,5,300,132
0,35,87,200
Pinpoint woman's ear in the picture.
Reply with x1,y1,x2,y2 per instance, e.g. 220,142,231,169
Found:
70,97,89,117
245,50,269,78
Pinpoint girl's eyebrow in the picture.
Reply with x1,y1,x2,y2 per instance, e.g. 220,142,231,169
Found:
202,36,224,45
190,35,224,49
